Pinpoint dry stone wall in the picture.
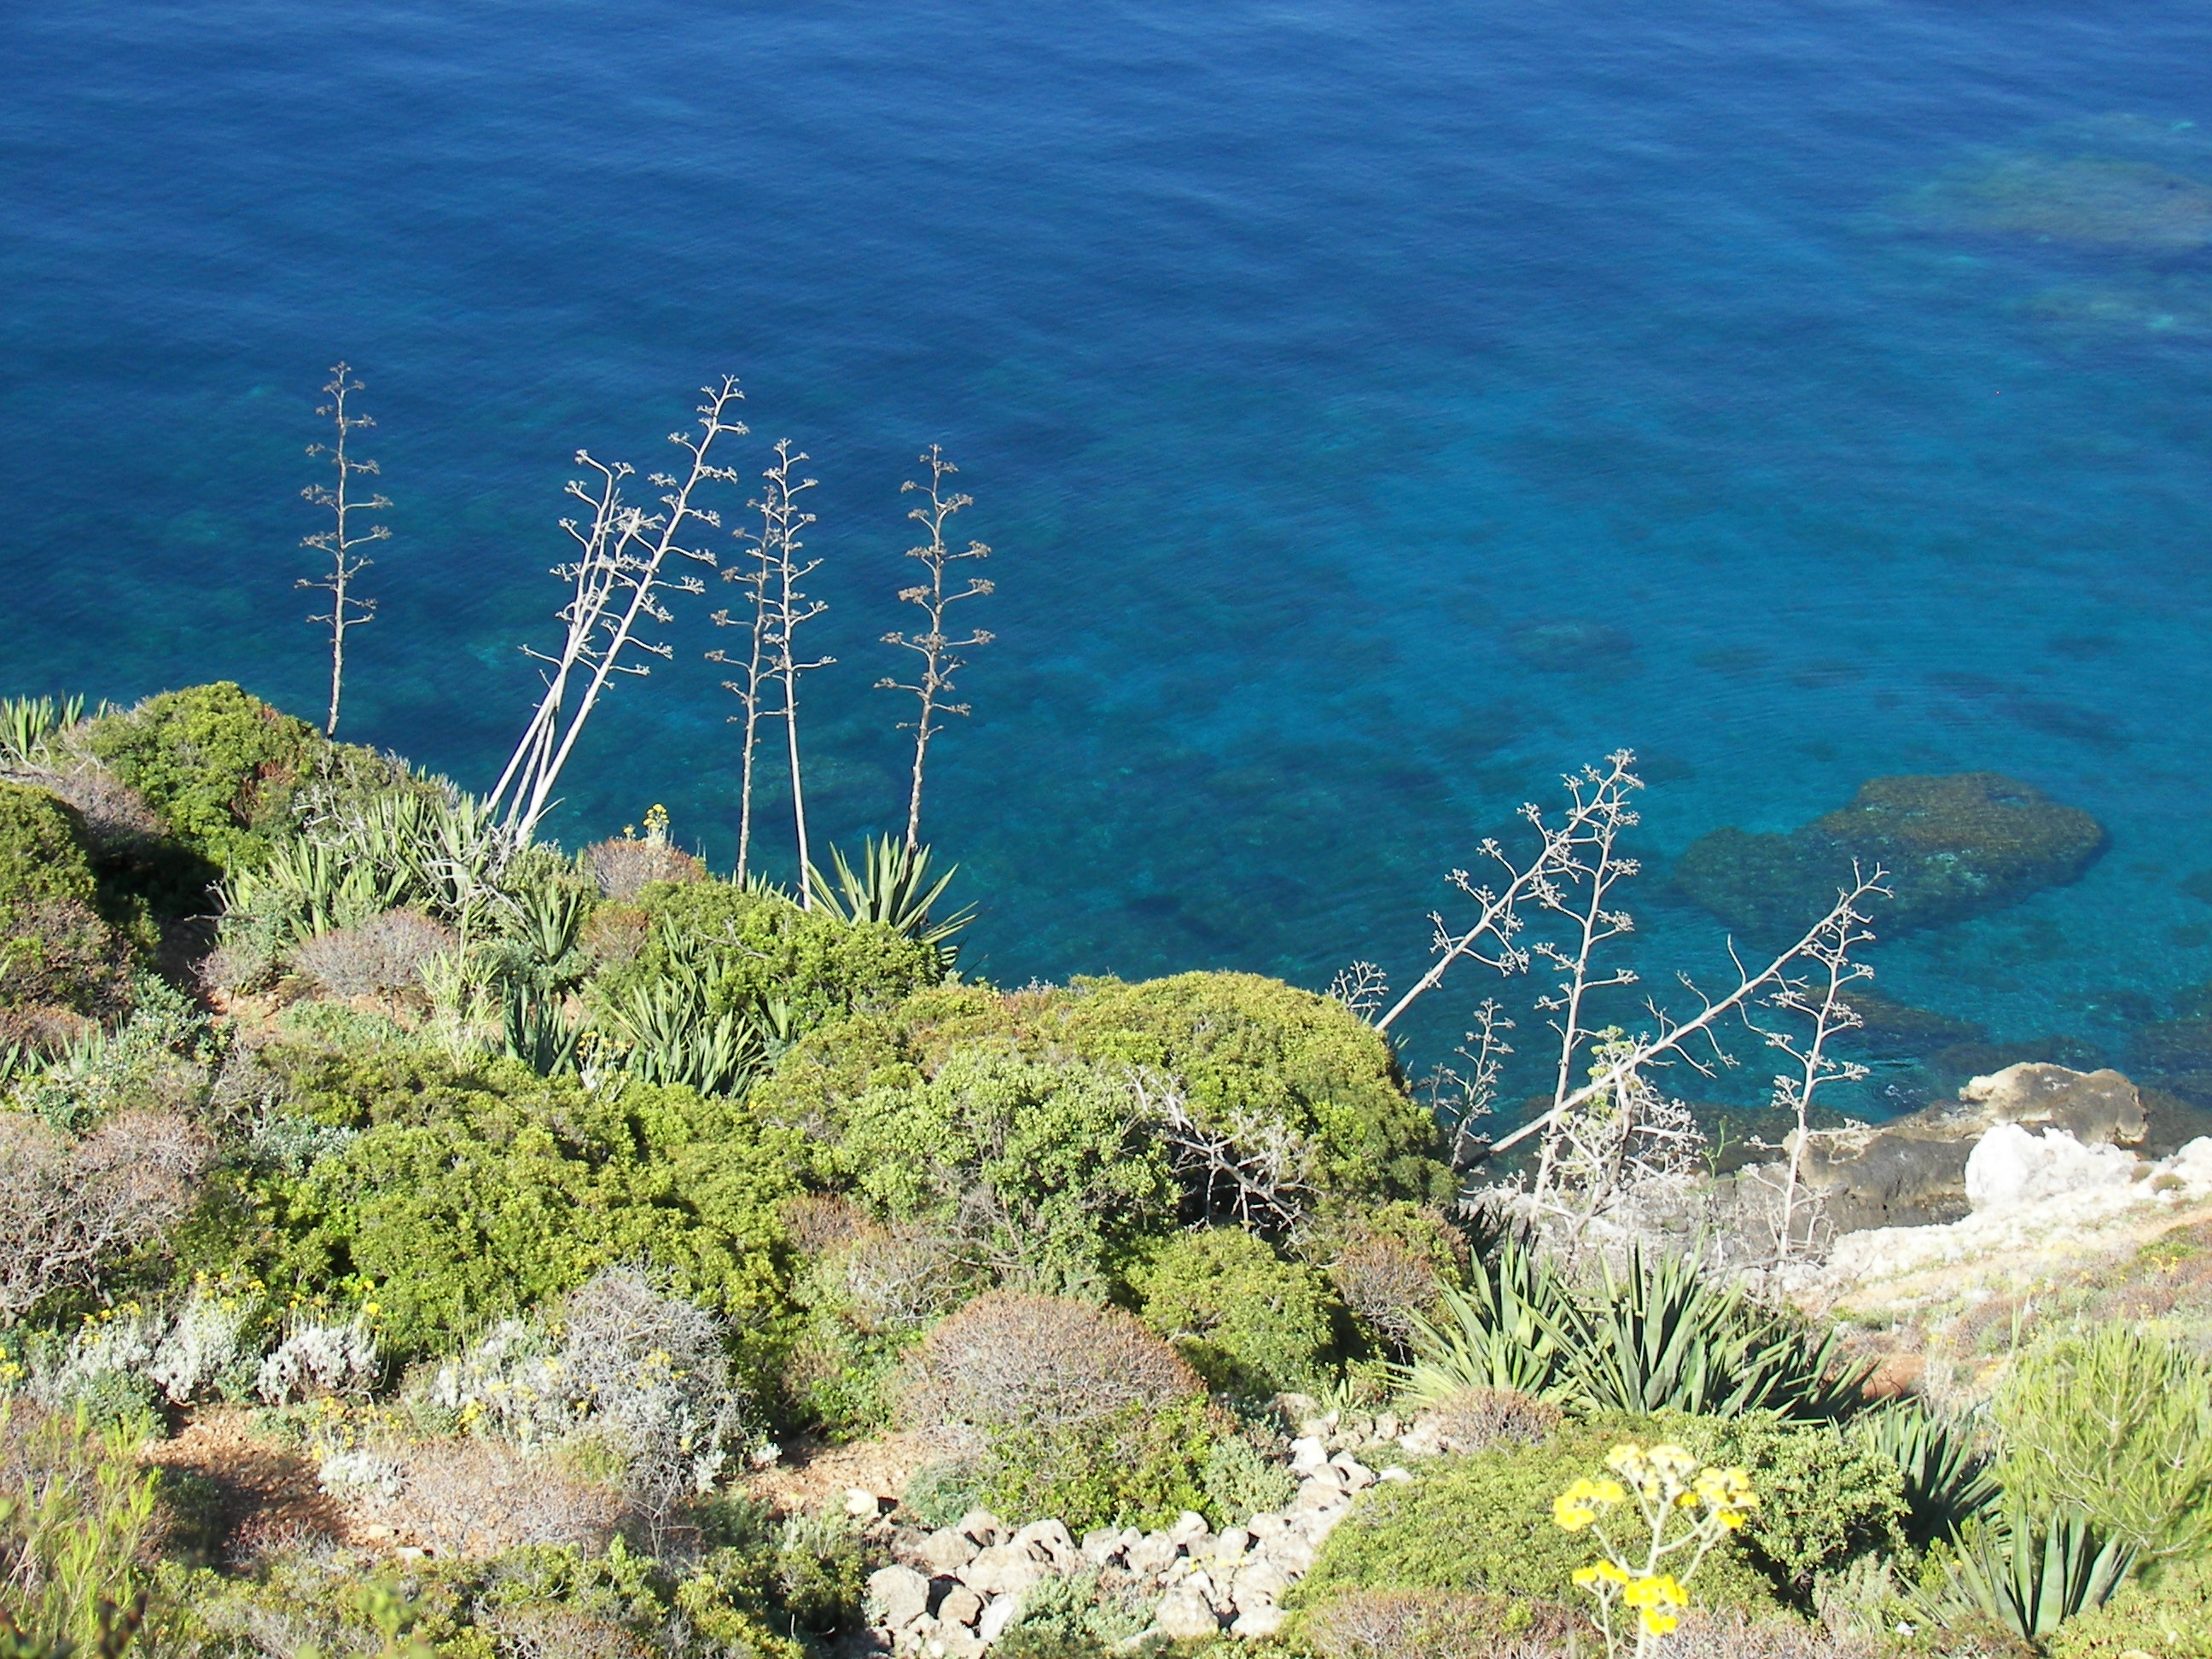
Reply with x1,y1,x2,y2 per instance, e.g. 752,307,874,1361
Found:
866,1429,1408,1654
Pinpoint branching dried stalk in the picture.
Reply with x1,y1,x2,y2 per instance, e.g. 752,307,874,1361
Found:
877,446,994,853
1528,758,1644,1199
1493,869,1895,1212
488,378,746,844
1372,752,1642,1033
299,364,389,736
1131,1070,1316,1235
1748,868,1886,1260
1326,960,1390,1022
707,456,782,883
1423,998,1515,1170
753,441,832,901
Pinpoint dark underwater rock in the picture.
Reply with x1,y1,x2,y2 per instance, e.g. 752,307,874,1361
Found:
1674,772,2104,946
2131,1014,2212,1109
1833,990,1986,1060
1796,1062,2146,1234
1897,154,2212,249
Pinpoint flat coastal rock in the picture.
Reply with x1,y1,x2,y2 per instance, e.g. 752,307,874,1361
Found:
1787,1062,2145,1233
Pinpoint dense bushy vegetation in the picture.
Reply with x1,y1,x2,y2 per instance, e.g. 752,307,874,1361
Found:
1,683,2206,1659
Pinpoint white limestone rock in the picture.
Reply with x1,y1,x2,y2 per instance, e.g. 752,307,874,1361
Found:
869,1565,932,1631
978,1592,1026,1644
1965,1123,2138,1211
917,1527,979,1576
1154,1586,1221,1640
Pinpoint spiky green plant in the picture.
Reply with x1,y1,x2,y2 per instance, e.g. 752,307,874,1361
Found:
1993,1323,2212,1558
806,836,972,961
1849,1399,1997,1547
1540,1249,1869,1422
1921,1504,2135,1640
501,979,584,1076
224,835,392,943
0,697,84,771
492,876,595,989
0,1404,160,1652
1399,1226,1568,1402
590,926,763,1096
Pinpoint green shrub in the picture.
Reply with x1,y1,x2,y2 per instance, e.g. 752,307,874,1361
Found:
593,878,942,1042
901,1459,986,1528
233,1048,801,1359
0,1404,162,1650
770,1511,869,1633
782,1217,978,1437
179,1536,820,1659
1700,1414,1908,1594
1290,1588,1586,1659
2047,1553,2212,1659
1036,974,1450,1206
1128,1228,1337,1394
978,1396,1224,1533
1200,1433,1299,1523
1994,1323,2212,1558
0,784,132,1015
997,1566,1151,1657
83,684,323,870
756,972,1452,1210
1296,1414,1893,1615
1321,1202,1469,1354
839,1049,1178,1293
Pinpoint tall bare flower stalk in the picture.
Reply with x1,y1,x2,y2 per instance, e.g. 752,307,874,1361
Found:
756,442,831,902
1494,867,1893,1213
1528,757,1644,1199
877,445,995,852
707,487,780,882
299,364,390,736
488,378,746,844
1752,869,1886,1260
1367,751,1644,1033
1340,750,1889,1222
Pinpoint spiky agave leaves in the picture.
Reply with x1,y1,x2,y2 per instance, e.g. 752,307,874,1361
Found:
0,694,85,770
1398,1225,1569,1401
1849,1398,1999,1547
806,835,974,963
1399,1233,1870,1423
1542,1247,1872,1422
591,930,765,1098
1920,1503,2135,1639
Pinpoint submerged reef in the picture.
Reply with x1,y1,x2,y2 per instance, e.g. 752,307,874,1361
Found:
1895,153,2212,249
1674,771,2104,946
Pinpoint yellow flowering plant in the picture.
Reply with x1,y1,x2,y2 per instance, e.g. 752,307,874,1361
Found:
1554,1441,1758,1657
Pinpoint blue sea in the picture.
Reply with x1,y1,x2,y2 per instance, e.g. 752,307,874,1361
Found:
5,1,2212,1126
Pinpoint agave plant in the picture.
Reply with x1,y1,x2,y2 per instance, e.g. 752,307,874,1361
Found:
806,836,973,960
1851,1398,1999,1546
0,694,84,770
502,978,585,1076
1398,1225,1569,1401
1539,1248,1871,1422
494,876,597,989
226,835,395,944
1922,1503,2135,1640
590,928,764,1097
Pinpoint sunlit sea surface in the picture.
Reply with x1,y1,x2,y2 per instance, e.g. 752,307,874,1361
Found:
6,1,2212,1129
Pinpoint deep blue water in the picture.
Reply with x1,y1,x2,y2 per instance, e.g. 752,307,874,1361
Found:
6,1,2212,1122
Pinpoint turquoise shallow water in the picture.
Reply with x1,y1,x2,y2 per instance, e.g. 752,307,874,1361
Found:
5,1,2212,1122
